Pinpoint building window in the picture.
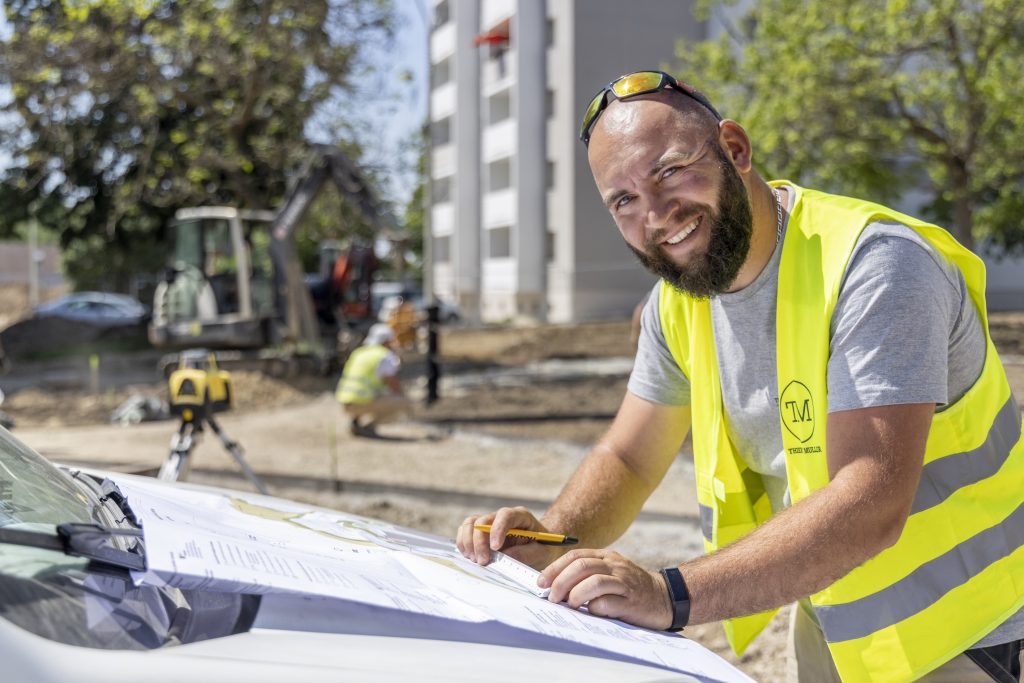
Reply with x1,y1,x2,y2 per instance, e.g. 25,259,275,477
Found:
433,235,451,263
433,0,450,28
546,18,555,47
483,18,511,78
431,175,452,203
546,161,555,190
431,116,451,146
487,158,511,192
547,230,555,262
488,89,511,125
546,89,555,119
488,226,511,258
431,57,451,87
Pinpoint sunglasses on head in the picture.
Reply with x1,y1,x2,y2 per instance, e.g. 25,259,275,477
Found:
579,70,722,146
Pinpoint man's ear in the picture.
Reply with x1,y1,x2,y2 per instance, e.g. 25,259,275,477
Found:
718,120,753,174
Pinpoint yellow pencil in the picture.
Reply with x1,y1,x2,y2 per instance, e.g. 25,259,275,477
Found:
474,524,578,546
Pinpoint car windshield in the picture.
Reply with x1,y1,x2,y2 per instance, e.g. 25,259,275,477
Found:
0,431,97,528
0,429,258,649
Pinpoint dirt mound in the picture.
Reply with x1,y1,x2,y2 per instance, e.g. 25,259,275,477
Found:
227,371,323,412
3,370,325,428
4,388,126,428
440,321,633,364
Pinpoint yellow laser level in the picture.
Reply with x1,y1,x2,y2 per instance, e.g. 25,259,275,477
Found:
168,349,233,421
159,349,267,494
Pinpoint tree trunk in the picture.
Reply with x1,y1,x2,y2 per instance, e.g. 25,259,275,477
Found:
948,160,974,252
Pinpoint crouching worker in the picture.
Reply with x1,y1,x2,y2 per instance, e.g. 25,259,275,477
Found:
336,323,411,437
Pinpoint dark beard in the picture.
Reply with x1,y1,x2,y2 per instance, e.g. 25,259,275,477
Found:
628,144,753,299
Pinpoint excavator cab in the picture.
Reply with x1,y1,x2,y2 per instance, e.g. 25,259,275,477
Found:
150,208,277,350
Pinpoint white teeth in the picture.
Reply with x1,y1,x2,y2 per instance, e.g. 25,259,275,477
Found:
665,217,700,245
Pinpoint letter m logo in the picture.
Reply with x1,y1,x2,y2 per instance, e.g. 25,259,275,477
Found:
780,380,815,444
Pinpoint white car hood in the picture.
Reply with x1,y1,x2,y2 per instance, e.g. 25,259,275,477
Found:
0,616,697,683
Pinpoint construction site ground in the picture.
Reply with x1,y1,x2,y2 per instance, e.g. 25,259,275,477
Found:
5,313,1024,681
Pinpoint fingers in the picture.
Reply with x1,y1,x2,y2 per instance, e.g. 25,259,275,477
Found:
487,506,541,550
537,550,672,630
541,549,617,605
455,512,493,564
538,547,594,590
564,567,629,611
455,506,541,566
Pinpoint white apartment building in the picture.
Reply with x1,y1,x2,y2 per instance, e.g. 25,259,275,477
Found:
428,1,1023,322
427,0,707,323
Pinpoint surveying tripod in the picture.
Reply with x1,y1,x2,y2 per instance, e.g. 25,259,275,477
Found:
158,411,268,495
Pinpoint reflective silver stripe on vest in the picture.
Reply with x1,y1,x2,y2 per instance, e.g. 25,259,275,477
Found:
911,396,1021,515
699,504,713,541
816,500,1024,643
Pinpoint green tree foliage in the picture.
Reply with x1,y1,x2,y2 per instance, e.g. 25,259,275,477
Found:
397,124,426,281
0,0,394,288
674,0,1024,252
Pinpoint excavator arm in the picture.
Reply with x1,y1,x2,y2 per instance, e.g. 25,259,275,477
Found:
267,144,399,351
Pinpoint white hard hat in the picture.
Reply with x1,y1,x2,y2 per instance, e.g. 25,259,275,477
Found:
364,323,396,346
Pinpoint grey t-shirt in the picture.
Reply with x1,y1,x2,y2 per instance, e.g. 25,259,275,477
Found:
627,188,1022,647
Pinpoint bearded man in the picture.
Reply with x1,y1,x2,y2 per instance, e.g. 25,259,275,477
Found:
456,72,1024,682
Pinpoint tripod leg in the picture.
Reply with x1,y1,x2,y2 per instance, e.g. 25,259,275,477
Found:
159,421,195,483
206,415,269,495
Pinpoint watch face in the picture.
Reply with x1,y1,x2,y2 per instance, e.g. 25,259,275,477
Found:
661,568,691,631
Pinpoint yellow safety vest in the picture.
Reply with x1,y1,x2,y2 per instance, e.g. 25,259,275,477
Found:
658,182,1024,682
335,345,390,404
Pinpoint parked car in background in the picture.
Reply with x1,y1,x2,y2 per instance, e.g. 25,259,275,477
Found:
33,292,148,325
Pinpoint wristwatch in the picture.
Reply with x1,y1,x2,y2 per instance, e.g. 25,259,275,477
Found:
659,567,691,632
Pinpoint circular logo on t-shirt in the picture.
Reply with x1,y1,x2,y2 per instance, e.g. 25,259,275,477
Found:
780,380,815,444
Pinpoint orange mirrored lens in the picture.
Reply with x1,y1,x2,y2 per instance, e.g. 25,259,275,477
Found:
611,71,665,98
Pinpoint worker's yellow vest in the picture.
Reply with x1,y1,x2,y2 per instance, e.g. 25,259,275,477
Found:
335,345,389,404
658,182,1024,682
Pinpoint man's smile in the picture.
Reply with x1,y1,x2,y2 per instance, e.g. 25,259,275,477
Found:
662,215,702,246
655,213,706,261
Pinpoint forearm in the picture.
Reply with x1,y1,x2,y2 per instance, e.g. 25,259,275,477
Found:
541,395,688,548
541,441,658,549
681,468,908,624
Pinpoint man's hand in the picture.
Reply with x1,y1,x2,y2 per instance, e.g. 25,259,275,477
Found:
456,506,564,570
539,549,673,630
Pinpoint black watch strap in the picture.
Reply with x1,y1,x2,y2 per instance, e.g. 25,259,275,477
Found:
660,567,691,632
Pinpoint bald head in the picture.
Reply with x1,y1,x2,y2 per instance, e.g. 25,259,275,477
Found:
588,90,720,158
